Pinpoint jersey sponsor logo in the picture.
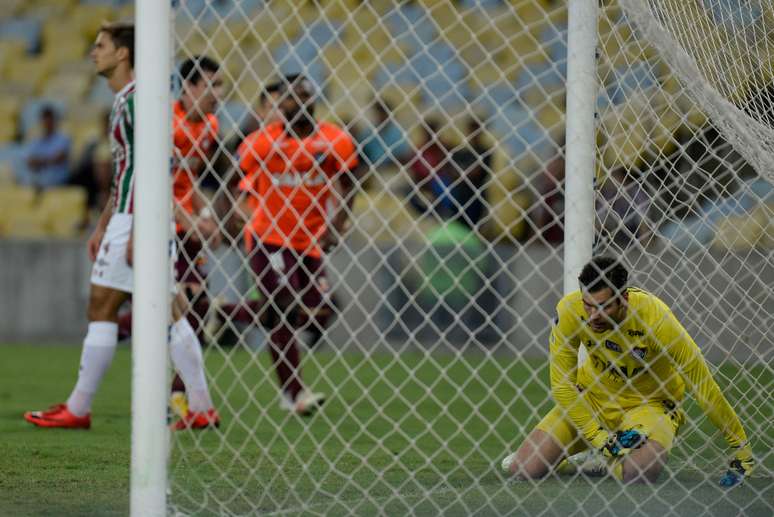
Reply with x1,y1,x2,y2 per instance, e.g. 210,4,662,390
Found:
604,340,622,352
631,347,647,360
627,329,645,337
591,355,644,381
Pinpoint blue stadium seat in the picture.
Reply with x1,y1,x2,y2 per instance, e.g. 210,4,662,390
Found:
0,17,41,53
606,63,657,105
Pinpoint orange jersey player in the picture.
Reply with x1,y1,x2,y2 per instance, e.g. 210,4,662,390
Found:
172,55,223,249
236,74,358,415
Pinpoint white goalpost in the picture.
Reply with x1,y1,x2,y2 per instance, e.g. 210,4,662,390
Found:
130,0,171,515
129,0,773,515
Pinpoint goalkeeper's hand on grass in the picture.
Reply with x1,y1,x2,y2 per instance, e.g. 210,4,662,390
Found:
589,428,647,458
719,444,754,488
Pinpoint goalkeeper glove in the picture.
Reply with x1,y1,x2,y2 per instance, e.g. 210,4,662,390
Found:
719,445,754,488
589,428,647,458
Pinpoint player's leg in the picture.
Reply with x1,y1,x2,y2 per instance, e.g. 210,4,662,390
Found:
294,255,338,349
615,400,681,483
252,245,307,409
24,284,129,428
25,213,134,428
502,405,586,479
169,290,219,429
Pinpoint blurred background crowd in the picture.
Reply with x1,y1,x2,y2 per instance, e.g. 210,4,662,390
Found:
0,0,770,255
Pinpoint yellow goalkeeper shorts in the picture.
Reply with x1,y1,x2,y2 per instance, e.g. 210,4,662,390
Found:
535,393,684,456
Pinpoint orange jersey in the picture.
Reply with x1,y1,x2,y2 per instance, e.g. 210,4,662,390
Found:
238,121,357,257
172,100,218,215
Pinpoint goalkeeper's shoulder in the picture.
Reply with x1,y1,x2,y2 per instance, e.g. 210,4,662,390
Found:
555,290,584,319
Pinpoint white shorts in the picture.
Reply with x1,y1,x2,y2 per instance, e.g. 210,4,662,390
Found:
90,213,176,293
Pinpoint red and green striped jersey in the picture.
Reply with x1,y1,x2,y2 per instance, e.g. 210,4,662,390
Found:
109,80,136,213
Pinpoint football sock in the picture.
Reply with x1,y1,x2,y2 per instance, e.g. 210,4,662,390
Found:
268,325,303,401
66,321,119,417
169,317,213,413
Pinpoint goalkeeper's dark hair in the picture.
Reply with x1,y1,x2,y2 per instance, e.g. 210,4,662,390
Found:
579,256,629,295
180,55,220,86
100,21,134,67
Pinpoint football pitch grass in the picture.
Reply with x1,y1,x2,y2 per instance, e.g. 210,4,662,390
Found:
0,343,771,516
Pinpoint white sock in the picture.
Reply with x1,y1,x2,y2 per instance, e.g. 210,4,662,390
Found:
66,321,118,417
169,318,213,412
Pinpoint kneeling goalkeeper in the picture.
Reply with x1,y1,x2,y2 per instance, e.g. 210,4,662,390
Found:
502,256,754,485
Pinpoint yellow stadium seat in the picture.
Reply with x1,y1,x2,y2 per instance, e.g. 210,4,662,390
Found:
20,0,74,18
0,39,28,66
6,57,52,95
484,147,531,242
0,97,21,119
713,202,773,252
0,161,14,185
41,186,87,238
42,35,88,63
43,74,92,103
0,186,38,236
0,125,17,145
71,4,117,41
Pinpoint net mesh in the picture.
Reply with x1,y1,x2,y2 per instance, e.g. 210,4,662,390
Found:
158,0,774,514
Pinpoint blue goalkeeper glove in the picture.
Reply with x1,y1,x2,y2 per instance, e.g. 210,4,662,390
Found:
590,428,647,458
719,445,754,488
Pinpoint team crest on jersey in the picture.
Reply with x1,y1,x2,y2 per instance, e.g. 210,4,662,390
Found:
631,347,647,360
604,340,622,352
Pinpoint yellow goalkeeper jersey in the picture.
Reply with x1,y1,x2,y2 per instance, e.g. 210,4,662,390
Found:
550,287,748,448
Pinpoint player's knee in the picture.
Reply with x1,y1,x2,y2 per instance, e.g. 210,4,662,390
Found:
87,288,124,321
507,440,557,479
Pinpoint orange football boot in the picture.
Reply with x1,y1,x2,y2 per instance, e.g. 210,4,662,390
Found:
172,408,220,430
24,404,91,429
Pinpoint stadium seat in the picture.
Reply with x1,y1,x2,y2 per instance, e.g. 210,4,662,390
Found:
20,0,75,20
483,148,531,242
0,39,28,68
0,186,39,237
6,57,52,95
43,73,92,104
0,17,41,53
70,4,117,41
40,186,87,238
0,161,13,185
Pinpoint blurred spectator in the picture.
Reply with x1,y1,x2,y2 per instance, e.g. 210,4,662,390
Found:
449,118,492,230
21,105,71,188
70,110,112,212
359,99,411,169
530,140,565,244
407,119,453,218
596,167,651,248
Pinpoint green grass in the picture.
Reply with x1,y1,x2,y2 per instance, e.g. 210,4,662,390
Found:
0,344,771,516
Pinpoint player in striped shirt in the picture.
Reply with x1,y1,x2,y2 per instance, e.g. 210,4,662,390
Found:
24,22,219,431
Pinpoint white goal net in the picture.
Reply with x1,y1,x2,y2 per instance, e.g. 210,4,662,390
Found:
153,0,773,515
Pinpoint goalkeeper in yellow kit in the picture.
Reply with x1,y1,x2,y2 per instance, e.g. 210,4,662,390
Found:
502,256,754,485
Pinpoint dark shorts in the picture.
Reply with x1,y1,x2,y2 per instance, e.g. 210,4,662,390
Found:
175,233,205,286
249,242,333,324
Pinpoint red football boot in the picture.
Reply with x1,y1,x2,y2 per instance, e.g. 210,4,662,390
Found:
24,404,91,429
172,408,220,430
